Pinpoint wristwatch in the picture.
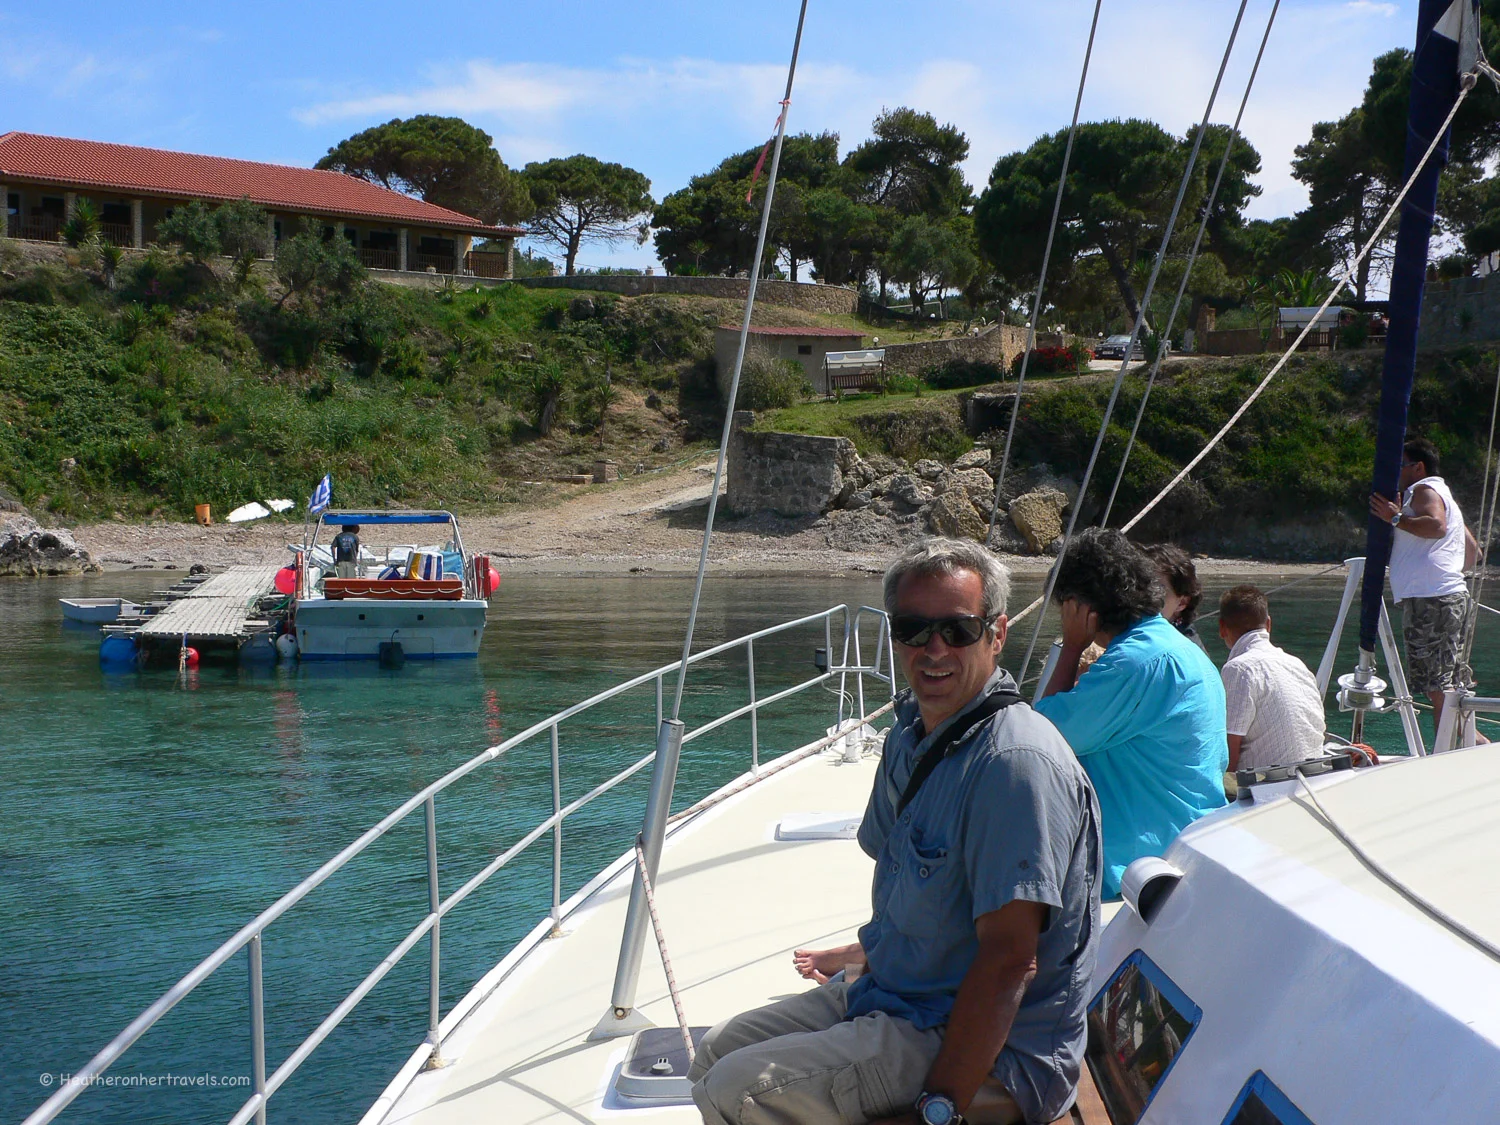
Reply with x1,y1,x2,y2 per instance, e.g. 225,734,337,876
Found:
1391,511,1403,528
916,1092,963,1125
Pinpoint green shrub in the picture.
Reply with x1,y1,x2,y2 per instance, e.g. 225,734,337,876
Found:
737,353,813,410
923,359,1006,390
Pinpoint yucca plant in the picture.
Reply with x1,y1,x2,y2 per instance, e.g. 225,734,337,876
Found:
62,199,101,248
99,241,124,290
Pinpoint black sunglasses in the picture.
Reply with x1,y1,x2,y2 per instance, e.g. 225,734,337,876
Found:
889,614,994,648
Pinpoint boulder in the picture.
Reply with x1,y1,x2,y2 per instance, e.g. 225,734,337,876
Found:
868,474,895,497
0,515,99,576
925,491,989,541
953,468,996,503
850,457,877,487
862,453,908,478
845,489,874,510
913,458,946,482
886,473,934,511
953,447,993,471
1009,488,1069,554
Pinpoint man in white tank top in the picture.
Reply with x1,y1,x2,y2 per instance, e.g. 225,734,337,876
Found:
1369,437,1479,733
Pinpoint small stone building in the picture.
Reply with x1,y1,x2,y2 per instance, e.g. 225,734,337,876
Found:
0,131,523,277
714,325,865,397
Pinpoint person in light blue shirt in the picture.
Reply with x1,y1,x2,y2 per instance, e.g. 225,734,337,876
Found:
1034,529,1227,898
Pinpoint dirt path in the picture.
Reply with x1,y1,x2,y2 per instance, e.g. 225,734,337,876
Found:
72,463,1343,581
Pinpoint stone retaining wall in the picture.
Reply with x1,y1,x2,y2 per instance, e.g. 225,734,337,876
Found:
880,324,1080,377
725,412,858,518
513,274,860,315
1419,273,1500,348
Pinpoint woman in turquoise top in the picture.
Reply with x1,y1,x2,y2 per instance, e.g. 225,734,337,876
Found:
1034,529,1227,897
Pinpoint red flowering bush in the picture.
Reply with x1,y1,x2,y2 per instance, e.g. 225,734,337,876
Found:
1010,344,1092,376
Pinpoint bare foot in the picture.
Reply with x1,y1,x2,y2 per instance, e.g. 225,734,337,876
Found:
792,944,863,984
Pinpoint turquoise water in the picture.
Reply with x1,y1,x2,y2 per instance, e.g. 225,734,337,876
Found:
1,570,1483,1124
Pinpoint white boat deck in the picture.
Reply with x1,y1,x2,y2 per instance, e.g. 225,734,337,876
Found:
373,747,881,1125
136,565,279,639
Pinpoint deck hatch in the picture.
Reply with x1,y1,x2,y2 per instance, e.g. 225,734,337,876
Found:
1085,950,1201,1125
1221,1071,1315,1125
613,1026,711,1103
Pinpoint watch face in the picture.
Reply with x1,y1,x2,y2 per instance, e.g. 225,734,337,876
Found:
920,1095,957,1125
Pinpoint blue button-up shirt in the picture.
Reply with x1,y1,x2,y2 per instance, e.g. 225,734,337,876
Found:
847,670,1102,1124
1034,613,1227,897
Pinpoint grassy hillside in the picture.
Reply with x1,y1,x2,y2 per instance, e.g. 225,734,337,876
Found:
0,242,750,519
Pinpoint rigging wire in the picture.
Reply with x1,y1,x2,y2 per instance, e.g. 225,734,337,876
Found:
668,0,809,723
1101,0,1282,527
1121,78,1477,536
1461,357,1500,677
985,0,1105,547
1015,0,1253,685
1294,767,1500,963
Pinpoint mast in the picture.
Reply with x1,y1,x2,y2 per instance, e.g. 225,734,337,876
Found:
1357,0,1479,661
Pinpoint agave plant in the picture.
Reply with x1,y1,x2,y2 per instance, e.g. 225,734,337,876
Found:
62,199,101,248
98,241,124,290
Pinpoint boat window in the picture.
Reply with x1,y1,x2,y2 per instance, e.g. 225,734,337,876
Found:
1221,1072,1315,1125
1084,950,1201,1124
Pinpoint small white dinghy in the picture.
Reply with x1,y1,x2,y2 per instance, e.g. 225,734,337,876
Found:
59,598,139,624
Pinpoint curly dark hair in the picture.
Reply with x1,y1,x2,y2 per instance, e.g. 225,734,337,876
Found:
1141,542,1201,626
1051,528,1163,634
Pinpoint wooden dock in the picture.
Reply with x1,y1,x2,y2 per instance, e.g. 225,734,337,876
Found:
117,565,282,645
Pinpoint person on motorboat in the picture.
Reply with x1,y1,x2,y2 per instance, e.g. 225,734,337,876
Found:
1369,437,1480,735
1140,542,1206,651
1217,584,1325,771
332,524,361,579
1033,528,1227,899
690,538,1102,1125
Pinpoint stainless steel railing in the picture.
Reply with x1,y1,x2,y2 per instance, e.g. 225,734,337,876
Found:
24,603,896,1125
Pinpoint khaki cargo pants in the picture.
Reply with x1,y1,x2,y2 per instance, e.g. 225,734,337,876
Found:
688,981,1024,1125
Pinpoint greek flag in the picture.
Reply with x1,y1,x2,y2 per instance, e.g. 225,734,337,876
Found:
307,474,332,514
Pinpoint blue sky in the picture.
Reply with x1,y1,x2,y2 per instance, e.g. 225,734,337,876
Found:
1,0,1420,270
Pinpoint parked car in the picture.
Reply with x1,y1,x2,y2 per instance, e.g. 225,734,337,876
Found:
1095,333,1145,360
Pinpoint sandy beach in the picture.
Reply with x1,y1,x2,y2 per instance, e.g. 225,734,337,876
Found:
68,460,1348,581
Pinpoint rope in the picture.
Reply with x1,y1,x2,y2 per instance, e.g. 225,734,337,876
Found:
1193,562,1347,622
1293,766,1500,962
986,0,1105,546
668,0,809,723
633,840,696,1063
1122,78,1476,535
1016,0,1252,684
1101,0,1282,526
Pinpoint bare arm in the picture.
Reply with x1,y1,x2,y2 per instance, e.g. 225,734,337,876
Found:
1227,733,1244,773
1466,525,1480,570
1039,600,1101,700
919,901,1045,1113
1371,485,1446,539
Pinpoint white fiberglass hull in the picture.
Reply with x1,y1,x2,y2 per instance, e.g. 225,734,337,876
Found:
294,598,487,659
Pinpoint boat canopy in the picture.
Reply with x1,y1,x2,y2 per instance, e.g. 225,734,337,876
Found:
319,511,455,525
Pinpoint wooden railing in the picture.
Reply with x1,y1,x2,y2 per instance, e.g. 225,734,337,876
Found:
100,223,134,247
464,251,510,279
358,247,401,271
7,215,63,242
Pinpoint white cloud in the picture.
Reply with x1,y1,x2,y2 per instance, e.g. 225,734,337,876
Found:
1345,1,1399,16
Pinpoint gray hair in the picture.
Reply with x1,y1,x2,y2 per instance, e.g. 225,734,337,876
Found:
883,537,1011,619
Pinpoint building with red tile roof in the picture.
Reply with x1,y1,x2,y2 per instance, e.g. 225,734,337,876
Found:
0,132,525,278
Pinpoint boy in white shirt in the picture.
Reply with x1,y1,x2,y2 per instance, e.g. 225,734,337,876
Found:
1218,585,1326,771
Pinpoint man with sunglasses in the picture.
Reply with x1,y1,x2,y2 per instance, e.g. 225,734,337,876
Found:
691,538,1102,1125
1034,528,1227,900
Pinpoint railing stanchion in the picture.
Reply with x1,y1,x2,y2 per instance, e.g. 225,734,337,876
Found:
248,935,267,1125
550,724,563,930
655,674,663,730
853,618,867,720
748,639,759,773
424,797,443,1068
593,718,685,1039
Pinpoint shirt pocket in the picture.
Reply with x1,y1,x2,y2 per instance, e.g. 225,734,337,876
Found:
884,830,962,938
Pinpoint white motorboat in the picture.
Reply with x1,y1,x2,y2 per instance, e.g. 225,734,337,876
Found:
291,510,496,662
58,597,140,624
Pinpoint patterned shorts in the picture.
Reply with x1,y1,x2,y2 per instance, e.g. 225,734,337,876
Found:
1401,593,1469,694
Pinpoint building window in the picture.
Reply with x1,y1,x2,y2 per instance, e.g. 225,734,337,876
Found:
5,192,16,217
417,236,456,256
364,230,397,250
1085,951,1201,1125
344,226,358,246
40,196,65,218
797,344,813,355
101,202,131,225
1221,1072,1315,1125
